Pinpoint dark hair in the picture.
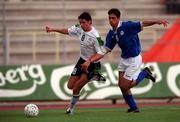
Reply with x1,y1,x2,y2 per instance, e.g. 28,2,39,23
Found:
108,8,121,18
78,12,92,21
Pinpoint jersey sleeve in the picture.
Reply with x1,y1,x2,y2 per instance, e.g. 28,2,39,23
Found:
125,21,142,34
68,24,81,37
94,36,106,55
105,31,117,51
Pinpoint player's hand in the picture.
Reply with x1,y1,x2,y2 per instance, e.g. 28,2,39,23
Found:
81,60,91,73
46,26,52,33
156,20,169,27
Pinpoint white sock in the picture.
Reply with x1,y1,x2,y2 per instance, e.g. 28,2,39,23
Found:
69,95,80,110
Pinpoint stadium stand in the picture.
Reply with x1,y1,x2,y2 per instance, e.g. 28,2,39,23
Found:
0,0,179,64
164,0,180,14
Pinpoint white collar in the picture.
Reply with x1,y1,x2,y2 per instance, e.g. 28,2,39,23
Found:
111,21,122,30
117,21,122,28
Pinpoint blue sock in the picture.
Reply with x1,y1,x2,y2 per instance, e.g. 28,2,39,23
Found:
136,70,148,85
123,95,137,109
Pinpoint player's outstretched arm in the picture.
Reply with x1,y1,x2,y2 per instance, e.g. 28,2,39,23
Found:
142,20,169,27
45,26,69,34
81,53,104,73
81,48,110,72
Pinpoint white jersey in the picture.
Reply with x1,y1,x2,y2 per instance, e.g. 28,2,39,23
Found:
68,24,104,60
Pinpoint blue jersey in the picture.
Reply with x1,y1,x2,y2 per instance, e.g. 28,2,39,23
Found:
105,21,142,58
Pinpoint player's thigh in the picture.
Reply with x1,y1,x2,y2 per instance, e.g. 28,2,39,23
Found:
67,75,80,89
119,71,131,90
68,58,84,89
118,72,124,86
73,73,89,91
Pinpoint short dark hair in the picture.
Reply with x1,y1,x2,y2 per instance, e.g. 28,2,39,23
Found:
78,12,92,21
108,8,121,18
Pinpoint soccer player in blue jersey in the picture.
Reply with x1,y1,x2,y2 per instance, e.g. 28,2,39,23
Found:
81,8,168,113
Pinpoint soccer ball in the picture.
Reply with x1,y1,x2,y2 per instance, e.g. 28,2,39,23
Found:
24,103,39,117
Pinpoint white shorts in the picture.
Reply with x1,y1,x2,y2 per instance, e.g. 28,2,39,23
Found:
117,54,142,81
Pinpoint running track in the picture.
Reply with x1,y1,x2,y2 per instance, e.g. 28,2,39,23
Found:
1,99,180,111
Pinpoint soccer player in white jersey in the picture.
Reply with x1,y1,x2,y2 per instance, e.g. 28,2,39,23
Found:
46,12,105,114
81,8,168,113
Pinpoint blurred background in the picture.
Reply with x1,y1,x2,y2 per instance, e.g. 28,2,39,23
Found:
0,0,180,103
0,0,179,65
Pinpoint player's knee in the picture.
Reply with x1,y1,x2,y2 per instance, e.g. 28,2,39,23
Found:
119,84,129,91
118,80,128,91
73,87,80,95
67,83,73,90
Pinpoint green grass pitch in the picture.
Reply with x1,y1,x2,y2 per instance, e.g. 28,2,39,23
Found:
0,106,180,122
